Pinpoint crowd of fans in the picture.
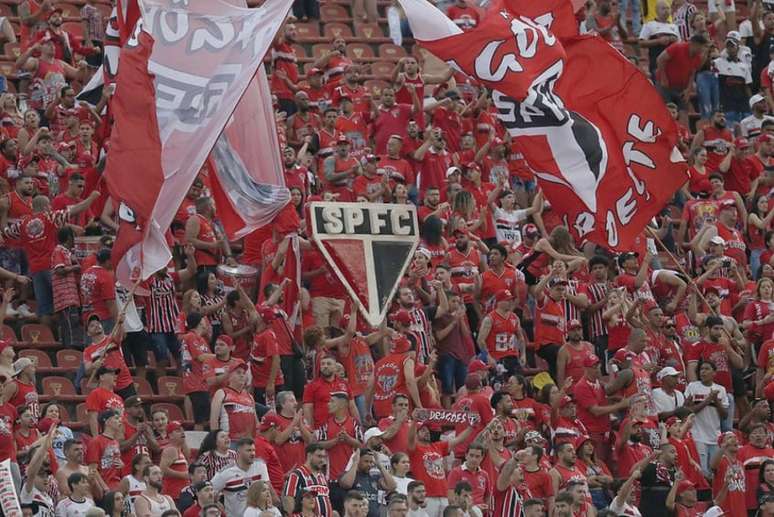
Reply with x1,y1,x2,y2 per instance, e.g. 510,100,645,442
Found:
0,0,771,516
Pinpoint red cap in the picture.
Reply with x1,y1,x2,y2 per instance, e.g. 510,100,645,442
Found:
228,361,248,374
575,434,592,450
392,335,412,354
703,284,721,296
465,162,480,171
468,359,488,374
47,7,63,19
257,306,276,323
307,67,323,76
759,134,774,145
57,141,75,152
665,416,680,427
717,431,736,446
391,309,412,326
583,355,600,368
494,289,512,303
677,480,696,492
613,348,636,363
215,335,233,347
166,420,183,435
523,223,539,237
567,319,583,330
719,199,736,210
642,300,659,313
37,417,57,433
336,134,350,144
734,137,751,149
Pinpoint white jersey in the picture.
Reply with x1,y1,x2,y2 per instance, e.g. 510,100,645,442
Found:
138,493,174,516
123,475,146,515
492,207,529,245
211,460,270,517
55,496,94,517
20,482,55,517
739,114,774,139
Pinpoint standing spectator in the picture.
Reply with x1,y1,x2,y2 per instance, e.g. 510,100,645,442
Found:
493,456,532,517
261,391,312,476
209,362,259,441
51,227,82,348
446,444,491,511
547,443,588,497
55,440,90,497
180,312,215,431
3,356,39,418
712,432,747,516
282,443,334,516
20,428,56,516
433,290,475,407
652,367,686,419
715,33,753,127
160,421,189,500
638,443,678,517
120,397,158,477
684,361,730,475
640,1,680,80
211,438,271,516
85,367,124,437
477,289,525,378
446,0,480,30
80,248,117,333
134,465,176,516
185,196,234,273
87,409,124,494
373,86,420,156
339,449,397,516
55,472,95,517
83,315,135,399
655,34,710,113
14,404,39,457
413,128,453,202
196,429,237,480
315,391,362,481
271,23,300,117
181,480,217,517
304,354,358,427
739,423,774,512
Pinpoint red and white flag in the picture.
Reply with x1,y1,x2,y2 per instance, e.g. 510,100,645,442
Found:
105,0,293,287
398,0,687,250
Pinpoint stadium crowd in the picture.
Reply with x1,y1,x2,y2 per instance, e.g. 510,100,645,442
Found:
0,0,772,516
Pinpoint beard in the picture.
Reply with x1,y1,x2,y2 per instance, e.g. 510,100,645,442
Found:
149,480,163,491
714,120,726,129
630,434,642,443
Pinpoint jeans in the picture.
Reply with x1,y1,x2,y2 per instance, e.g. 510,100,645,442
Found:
752,248,764,279
620,0,642,36
695,441,719,478
281,354,306,400
438,354,468,395
696,71,719,120
354,394,366,424
724,110,750,127
31,270,53,316
721,392,735,433
57,306,83,349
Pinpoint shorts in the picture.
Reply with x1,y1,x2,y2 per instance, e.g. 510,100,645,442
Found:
31,270,54,316
150,332,180,362
707,0,735,13
116,383,137,400
122,330,149,368
188,391,210,424
311,297,346,328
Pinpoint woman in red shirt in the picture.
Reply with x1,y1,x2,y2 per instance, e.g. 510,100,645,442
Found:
748,195,774,279
685,147,711,198
575,436,614,509
742,277,774,351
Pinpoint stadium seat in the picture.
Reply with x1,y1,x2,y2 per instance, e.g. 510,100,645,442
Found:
345,43,374,60
363,79,388,93
323,22,353,39
21,324,55,344
56,349,82,369
62,21,83,39
311,43,333,59
133,376,153,397
378,43,407,59
75,402,87,423
291,44,308,59
42,376,80,400
294,21,320,39
151,402,187,422
56,3,81,17
320,4,349,22
369,61,394,78
18,349,52,368
1,324,16,342
354,22,383,40
157,376,182,397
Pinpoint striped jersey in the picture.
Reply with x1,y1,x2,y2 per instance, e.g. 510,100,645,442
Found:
147,272,180,333
211,460,270,517
283,464,333,516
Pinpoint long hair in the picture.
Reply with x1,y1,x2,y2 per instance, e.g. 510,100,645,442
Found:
421,216,444,246
198,429,223,456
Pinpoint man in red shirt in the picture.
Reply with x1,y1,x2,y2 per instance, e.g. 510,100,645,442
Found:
572,354,629,464
87,409,124,492
447,444,491,509
51,172,88,227
180,312,215,430
713,432,747,516
447,0,480,30
655,34,711,111
83,314,136,399
377,394,411,455
372,86,420,155
414,127,453,201
303,354,358,427
250,306,283,408
270,23,300,117
377,134,415,187
85,366,124,437
80,248,117,332
314,391,361,480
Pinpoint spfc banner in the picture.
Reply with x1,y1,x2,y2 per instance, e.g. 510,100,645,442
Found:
309,202,419,326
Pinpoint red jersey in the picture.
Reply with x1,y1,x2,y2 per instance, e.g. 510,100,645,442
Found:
485,309,521,360
260,412,306,475
3,209,68,273
717,223,747,267
702,126,734,172
535,296,565,349
409,441,450,497
371,353,411,419
270,42,298,100
523,468,554,503
373,104,413,154
316,415,361,480
572,376,610,434
479,266,527,311
686,341,733,391
417,147,452,197
288,111,321,144
713,455,747,516
250,328,284,389
8,380,39,419
85,387,125,415
338,337,374,398
330,84,369,113
452,392,494,457
161,447,188,497
84,336,133,391
738,444,774,509
302,376,352,428
447,4,480,29
447,464,491,506
447,247,481,304
377,155,415,186
218,387,256,440
86,434,123,490
80,265,116,322
180,332,211,394
681,198,719,240
335,113,368,150
121,417,151,476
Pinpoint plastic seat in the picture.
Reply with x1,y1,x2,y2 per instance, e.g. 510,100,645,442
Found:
42,376,77,397
294,21,320,39
61,21,83,39
157,376,182,397
354,22,383,39
56,2,81,17
18,349,52,368
290,44,308,59
320,4,349,21
151,402,186,422
56,349,82,369
323,22,353,39
1,324,16,342
370,61,394,78
75,402,87,423
378,43,407,59
363,79,389,94
345,43,374,60
133,376,153,397
21,324,55,344
311,43,333,59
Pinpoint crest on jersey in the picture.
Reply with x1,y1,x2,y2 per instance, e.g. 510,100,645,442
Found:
309,202,419,326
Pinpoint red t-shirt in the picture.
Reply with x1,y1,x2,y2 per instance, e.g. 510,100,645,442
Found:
180,332,211,394
713,455,747,516
84,336,133,391
302,376,352,428
663,42,704,90
3,209,69,273
447,465,491,506
338,337,374,398
409,441,450,497
316,415,361,480
686,341,733,391
572,377,610,433
451,393,494,458
738,444,774,509
0,403,16,461
85,387,125,414
373,104,413,154
80,265,116,321
302,248,346,299
250,328,283,389
86,434,123,489
260,412,306,476
418,148,452,196
523,467,554,503
378,416,409,454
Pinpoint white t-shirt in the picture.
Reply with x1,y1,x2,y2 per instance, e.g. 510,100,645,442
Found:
652,388,686,415
115,283,143,332
55,496,94,517
740,114,774,139
20,482,55,517
684,381,729,444
492,207,529,245
639,21,680,40
243,506,282,517
393,475,415,496
609,497,643,516
211,460,270,517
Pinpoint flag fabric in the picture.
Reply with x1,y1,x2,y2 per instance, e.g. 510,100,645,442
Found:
397,0,688,250
104,0,294,287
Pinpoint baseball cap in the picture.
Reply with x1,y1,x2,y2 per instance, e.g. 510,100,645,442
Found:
567,319,582,330
612,348,636,363
330,391,349,400
617,251,639,267
228,362,248,374
336,134,349,144
718,199,736,211
703,506,725,517
709,235,726,246
760,133,774,145
583,355,600,368
494,289,512,302
750,93,767,109
307,67,323,76
523,224,539,237
446,166,462,178
294,90,309,99
677,479,696,492
392,335,412,354
735,137,751,149
363,427,385,443
704,284,722,296
726,30,741,42
549,277,568,288
524,430,546,443
391,309,412,326
124,396,144,407
12,357,33,377
388,134,404,141
215,334,233,347
166,420,184,434
665,415,680,427
257,306,276,323
657,366,680,381
98,409,120,427
468,359,488,374
559,396,575,408
96,366,119,378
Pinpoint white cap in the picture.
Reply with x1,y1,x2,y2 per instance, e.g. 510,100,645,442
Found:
726,30,741,42
750,93,767,109
709,235,726,246
363,427,385,443
445,166,462,178
12,357,33,377
703,507,725,517
656,366,680,381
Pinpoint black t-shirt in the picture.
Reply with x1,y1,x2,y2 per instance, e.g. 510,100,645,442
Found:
638,461,676,517
752,32,774,90
351,471,381,517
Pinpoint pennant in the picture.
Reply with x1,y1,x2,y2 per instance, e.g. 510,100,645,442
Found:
105,0,294,287
309,202,419,326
